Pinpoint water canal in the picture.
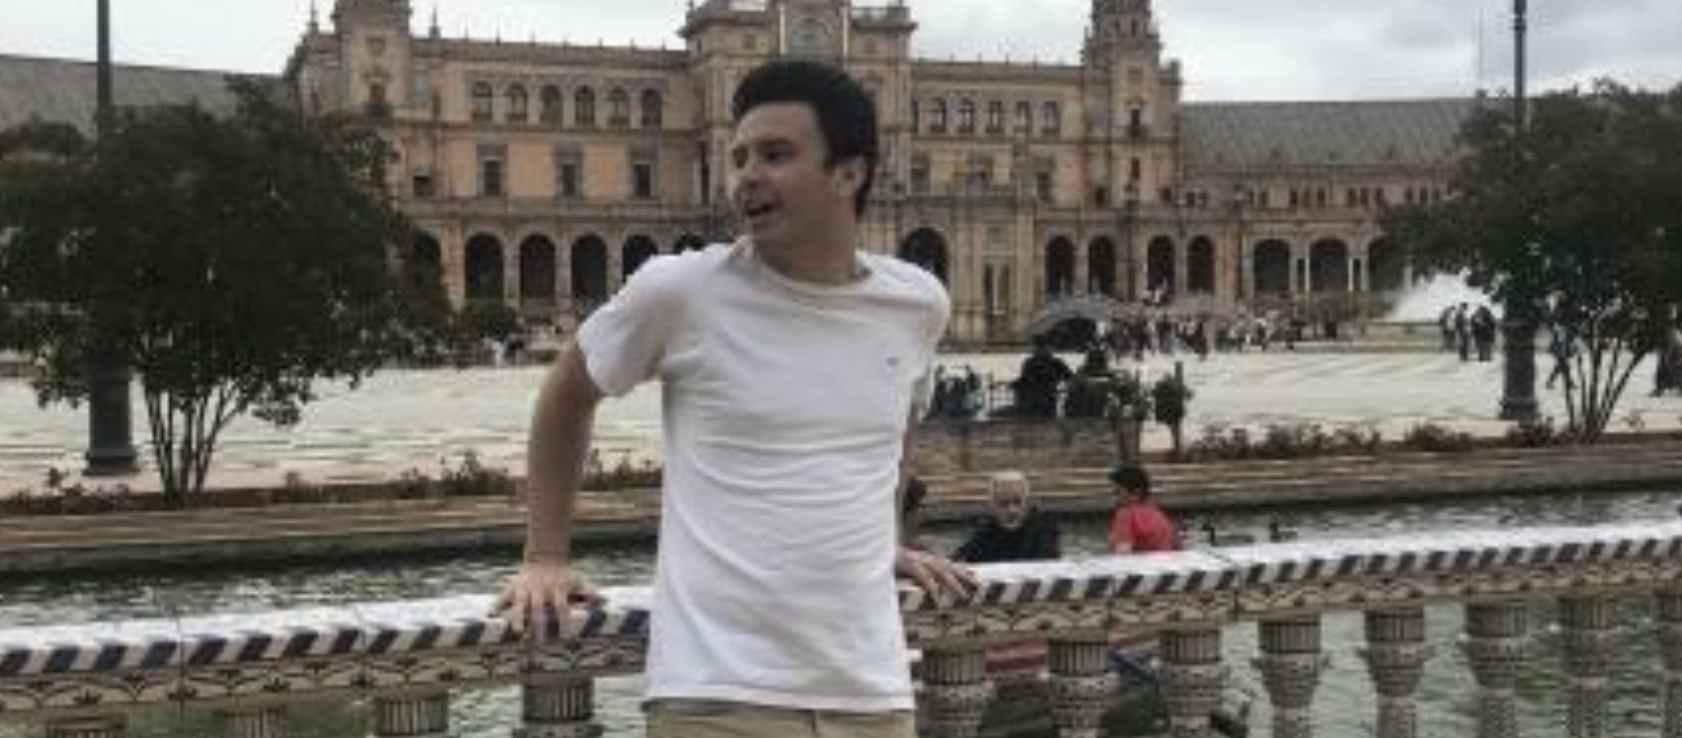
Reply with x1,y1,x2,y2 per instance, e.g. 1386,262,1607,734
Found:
3,487,1679,737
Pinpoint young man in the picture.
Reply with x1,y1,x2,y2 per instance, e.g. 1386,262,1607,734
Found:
493,59,974,738
952,471,1062,564
1107,463,1179,553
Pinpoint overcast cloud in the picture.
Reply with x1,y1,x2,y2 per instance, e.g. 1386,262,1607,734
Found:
2,0,1677,101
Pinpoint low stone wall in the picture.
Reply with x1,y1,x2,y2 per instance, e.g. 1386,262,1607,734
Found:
910,418,1133,475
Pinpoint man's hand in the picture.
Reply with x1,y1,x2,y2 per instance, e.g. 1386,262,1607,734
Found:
895,547,978,601
491,560,604,640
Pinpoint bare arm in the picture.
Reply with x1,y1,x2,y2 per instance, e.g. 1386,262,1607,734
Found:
893,414,977,598
494,343,605,636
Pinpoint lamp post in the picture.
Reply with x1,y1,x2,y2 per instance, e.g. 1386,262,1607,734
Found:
85,0,139,475
1497,0,1539,422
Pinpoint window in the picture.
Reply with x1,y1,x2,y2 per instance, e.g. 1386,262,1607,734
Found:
910,100,921,132
506,84,529,124
366,82,391,118
1128,106,1144,137
608,88,630,128
1014,102,1032,134
574,87,596,128
411,172,435,199
1129,157,1141,182
957,100,975,134
640,89,663,128
632,162,655,199
1041,101,1061,137
986,101,1004,134
480,157,504,198
471,82,494,122
1035,170,1054,203
930,100,948,134
910,155,930,193
555,148,582,199
540,85,563,124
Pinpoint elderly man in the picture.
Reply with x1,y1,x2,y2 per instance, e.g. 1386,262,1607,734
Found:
952,471,1062,564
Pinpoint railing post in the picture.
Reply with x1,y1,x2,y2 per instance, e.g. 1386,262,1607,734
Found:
370,690,451,738
215,706,287,738
1360,607,1429,738
1158,628,1224,738
1558,596,1614,738
919,646,992,738
1464,601,1531,738
1047,636,1115,738
517,676,599,738
1660,588,1682,738
1255,616,1323,738
44,718,126,738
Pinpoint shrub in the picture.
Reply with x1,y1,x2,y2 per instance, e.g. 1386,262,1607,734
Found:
1402,422,1475,453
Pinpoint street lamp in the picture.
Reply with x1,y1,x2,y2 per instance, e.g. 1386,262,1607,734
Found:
85,0,139,475
1497,0,1539,422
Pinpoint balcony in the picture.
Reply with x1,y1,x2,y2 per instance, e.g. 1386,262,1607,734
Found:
2,519,1679,737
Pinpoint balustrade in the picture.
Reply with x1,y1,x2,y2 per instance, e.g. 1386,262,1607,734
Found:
4,521,1682,738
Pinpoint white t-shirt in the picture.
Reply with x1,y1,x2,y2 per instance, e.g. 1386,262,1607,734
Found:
576,239,949,711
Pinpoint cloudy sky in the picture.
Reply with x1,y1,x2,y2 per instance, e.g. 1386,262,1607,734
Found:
2,0,1678,101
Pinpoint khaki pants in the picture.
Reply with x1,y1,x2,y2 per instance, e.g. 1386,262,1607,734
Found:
646,699,916,738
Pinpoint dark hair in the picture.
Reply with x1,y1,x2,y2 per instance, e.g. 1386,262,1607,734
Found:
1109,464,1151,496
902,476,928,516
731,59,879,217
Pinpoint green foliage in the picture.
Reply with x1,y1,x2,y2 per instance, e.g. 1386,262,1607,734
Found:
0,81,449,506
1383,81,1682,440
438,451,514,497
1108,370,1151,421
1504,416,1573,448
1401,422,1475,454
1187,422,1385,462
1150,373,1193,426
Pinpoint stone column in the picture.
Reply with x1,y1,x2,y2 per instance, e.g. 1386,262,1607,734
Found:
1239,243,1255,303
1047,636,1115,738
504,242,522,306
370,690,451,738
1659,588,1682,738
1559,596,1614,738
1361,607,1429,738
1074,240,1090,297
1158,628,1224,737
1255,616,1323,738
919,646,992,738
216,707,286,738
45,718,126,738
1464,602,1531,738
518,676,599,738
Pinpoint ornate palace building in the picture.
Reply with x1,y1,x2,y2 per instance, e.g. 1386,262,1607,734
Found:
1,0,1478,343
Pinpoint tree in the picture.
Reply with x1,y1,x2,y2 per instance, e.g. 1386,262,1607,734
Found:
1383,81,1682,440
0,81,450,506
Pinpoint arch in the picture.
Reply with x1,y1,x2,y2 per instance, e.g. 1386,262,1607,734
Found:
1146,236,1176,295
1367,238,1407,293
897,228,949,284
673,233,707,253
640,89,664,128
518,235,557,305
471,82,495,122
406,232,444,292
1087,237,1117,297
570,235,608,306
539,85,563,124
1253,240,1292,295
1044,236,1076,297
607,88,630,127
464,233,505,303
622,234,660,280
505,84,529,123
1310,238,1352,293
1186,236,1216,294
574,87,596,127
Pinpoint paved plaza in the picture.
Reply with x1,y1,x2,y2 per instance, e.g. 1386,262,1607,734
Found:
2,350,1678,492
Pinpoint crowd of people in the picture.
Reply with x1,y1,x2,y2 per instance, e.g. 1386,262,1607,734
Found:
1436,302,1500,362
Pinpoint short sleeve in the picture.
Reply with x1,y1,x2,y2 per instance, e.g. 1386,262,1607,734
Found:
575,256,686,396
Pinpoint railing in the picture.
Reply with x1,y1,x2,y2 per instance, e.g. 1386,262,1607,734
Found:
3,520,1681,738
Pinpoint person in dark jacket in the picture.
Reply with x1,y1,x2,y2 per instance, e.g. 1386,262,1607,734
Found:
952,471,1062,563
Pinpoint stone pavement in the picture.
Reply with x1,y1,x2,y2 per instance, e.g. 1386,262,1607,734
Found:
2,350,1678,494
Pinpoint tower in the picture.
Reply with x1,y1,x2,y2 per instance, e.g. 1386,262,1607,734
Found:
331,0,414,115
1082,0,1181,205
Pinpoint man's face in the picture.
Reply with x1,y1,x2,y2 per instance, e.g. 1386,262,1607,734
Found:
727,102,861,257
989,481,1030,530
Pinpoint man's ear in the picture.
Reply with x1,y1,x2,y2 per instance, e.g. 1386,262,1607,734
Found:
831,158,866,197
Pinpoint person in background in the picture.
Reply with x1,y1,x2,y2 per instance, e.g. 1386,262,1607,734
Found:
1107,463,1179,553
952,471,1062,564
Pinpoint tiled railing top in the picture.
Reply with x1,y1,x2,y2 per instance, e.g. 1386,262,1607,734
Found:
3,521,1680,680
